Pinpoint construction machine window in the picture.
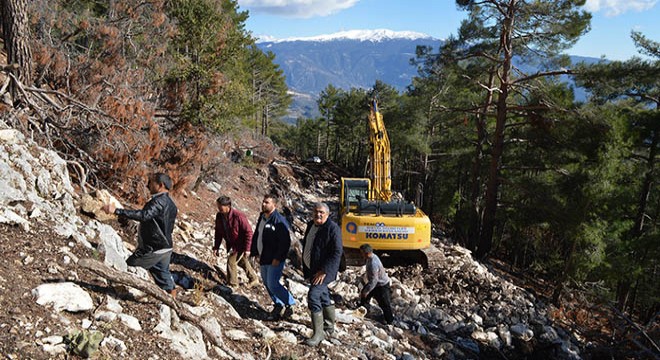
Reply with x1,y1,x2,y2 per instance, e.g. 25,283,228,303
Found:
343,179,370,210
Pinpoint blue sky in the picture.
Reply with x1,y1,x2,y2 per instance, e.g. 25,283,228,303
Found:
237,0,660,61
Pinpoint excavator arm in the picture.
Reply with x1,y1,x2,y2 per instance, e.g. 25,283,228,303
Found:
367,99,392,202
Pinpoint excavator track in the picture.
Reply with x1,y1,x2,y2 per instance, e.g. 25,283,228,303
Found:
419,243,445,269
341,240,445,269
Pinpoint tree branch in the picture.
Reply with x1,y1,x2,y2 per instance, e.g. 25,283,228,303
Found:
513,69,573,84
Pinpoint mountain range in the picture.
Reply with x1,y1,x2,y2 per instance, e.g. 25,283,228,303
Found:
256,29,597,122
256,29,441,121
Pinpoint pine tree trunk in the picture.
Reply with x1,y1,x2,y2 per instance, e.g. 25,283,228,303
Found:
1,0,33,102
263,106,269,136
617,280,631,311
467,70,496,252
325,118,331,159
477,2,516,259
632,126,658,237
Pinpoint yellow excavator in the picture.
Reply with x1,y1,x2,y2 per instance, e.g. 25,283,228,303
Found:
340,99,437,267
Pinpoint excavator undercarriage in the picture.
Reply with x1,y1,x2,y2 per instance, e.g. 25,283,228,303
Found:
342,245,444,269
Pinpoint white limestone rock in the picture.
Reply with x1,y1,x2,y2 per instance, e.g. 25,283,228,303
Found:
118,313,142,331
32,282,93,312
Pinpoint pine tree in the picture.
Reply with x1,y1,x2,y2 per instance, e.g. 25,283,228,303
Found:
442,0,591,258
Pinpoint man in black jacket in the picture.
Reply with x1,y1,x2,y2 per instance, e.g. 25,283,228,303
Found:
103,173,178,297
250,194,296,319
301,202,343,346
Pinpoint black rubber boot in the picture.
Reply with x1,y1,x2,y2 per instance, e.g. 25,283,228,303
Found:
305,311,325,346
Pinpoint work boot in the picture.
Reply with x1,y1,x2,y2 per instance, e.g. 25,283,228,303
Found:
268,304,283,320
246,279,260,289
322,305,336,335
282,305,294,319
305,311,325,346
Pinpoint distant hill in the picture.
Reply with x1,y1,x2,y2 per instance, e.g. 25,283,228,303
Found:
257,29,601,122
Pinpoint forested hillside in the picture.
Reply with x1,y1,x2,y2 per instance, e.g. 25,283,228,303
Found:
0,0,658,359
271,0,659,339
1,0,291,203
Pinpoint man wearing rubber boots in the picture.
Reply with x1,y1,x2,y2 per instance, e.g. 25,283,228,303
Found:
301,202,343,346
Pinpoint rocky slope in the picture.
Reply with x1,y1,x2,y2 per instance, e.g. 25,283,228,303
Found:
0,119,584,359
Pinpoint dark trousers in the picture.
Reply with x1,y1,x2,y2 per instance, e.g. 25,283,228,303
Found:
126,250,174,291
361,284,394,324
307,283,332,313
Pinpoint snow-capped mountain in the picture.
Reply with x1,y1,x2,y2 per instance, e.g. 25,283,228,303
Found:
256,29,442,120
256,29,437,43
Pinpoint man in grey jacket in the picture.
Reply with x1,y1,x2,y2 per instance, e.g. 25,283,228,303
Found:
359,243,394,325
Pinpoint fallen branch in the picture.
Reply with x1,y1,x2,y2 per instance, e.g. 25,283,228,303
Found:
8,72,48,123
0,63,19,72
25,86,113,120
609,304,660,355
66,160,88,193
78,258,242,359
0,76,10,95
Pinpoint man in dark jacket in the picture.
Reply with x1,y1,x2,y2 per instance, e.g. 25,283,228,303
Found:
213,195,259,288
250,194,296,319
103,173,178,297
301,202,343,346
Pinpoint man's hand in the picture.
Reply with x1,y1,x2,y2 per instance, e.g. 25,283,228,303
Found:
271,259,280,266
101,203,116,214
312,271,326,285
212,248,220,257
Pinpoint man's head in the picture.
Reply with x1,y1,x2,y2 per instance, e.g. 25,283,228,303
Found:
261,194,278,215
359,243,373,259
216,195,232,215
312,202,330,226
148,173,172,194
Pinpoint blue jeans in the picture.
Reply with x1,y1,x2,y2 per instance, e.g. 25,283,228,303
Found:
260,263,295,307
307,283,332,313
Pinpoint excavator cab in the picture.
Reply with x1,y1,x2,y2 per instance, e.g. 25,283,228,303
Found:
341,178,370,213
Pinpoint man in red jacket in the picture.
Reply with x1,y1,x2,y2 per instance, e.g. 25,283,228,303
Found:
213,196,259,288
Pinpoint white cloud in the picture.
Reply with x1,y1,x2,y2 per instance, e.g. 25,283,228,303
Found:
584,0,658,17
238,0,360,18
